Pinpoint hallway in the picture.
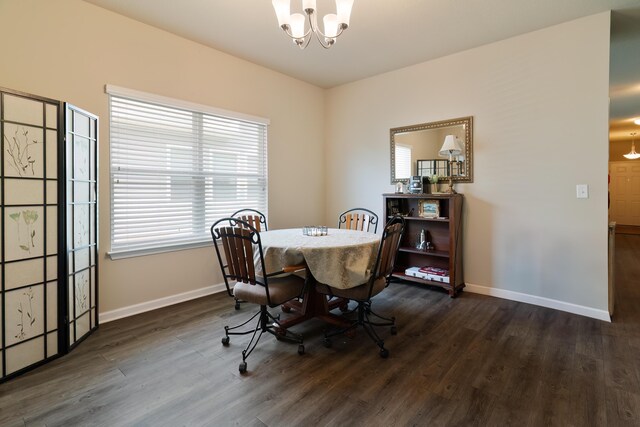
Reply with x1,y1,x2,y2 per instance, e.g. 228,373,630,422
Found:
602,233,640,425
612,233,640,325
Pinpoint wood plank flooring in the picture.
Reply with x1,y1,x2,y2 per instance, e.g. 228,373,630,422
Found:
1,235,639,426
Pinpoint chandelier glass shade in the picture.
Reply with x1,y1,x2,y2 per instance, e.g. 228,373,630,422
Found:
272,0,354,49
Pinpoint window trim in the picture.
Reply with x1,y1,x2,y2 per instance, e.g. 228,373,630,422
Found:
105,85,270,126
105,85,269,260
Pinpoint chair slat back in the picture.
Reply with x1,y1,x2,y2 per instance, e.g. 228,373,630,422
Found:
344,213,371,231
360,214,372,232
231,209,267,232
212,218,269,301
237,215,263,232
338,208,379,233
219,226,255,283
373,219,404,281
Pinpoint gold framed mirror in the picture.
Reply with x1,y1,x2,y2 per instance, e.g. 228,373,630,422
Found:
390,116,473,184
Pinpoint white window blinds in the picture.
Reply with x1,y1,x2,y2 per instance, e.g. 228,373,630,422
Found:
107,86,268,259
395,144,412,179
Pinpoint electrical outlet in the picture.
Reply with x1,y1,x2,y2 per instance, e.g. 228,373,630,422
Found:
576,184,589,199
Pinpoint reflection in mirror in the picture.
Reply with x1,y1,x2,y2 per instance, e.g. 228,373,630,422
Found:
390,116,473,184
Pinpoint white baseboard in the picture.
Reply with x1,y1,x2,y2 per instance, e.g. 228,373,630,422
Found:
99,281,611,325
464,283,611,322
99,283,227,324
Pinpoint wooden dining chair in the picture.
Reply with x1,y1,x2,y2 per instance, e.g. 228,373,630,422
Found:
334,208,380,312
231,208,268,232
338,208,379,233
211,218,305,374
229,209,268,310
316,216,404,358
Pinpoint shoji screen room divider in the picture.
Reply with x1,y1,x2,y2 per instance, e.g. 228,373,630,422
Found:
0,87,98,382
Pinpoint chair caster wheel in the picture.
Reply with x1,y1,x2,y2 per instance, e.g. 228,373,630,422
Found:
221,336,230,346
390,326,397,335
380,348,389,358
298,344,305,355
323,338,332,348
234,301,241,310
239,362,247,373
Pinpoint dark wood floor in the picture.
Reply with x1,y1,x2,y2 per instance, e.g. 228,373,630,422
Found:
1,235,639,426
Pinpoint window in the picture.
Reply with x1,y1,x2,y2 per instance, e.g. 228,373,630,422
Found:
416,159,449,177
107,86,268,259
394,143,412,179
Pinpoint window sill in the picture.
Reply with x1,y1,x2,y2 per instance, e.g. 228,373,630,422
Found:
108,240,214,260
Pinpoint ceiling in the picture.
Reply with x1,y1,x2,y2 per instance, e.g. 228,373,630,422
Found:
83,0,640,139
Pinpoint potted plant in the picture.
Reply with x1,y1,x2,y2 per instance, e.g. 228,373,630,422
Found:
428,175,439,194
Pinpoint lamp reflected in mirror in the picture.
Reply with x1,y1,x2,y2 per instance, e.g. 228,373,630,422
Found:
390,116,473,186
439,135,462,193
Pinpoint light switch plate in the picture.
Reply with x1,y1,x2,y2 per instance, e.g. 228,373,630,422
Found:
576,184,589,199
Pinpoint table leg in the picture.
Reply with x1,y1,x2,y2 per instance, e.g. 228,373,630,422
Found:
327,296,350,312
277,284,351,330
282,296,348,314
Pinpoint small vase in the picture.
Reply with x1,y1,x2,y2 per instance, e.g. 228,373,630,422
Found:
430,184,439,194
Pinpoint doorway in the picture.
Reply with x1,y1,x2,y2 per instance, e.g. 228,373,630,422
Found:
609,161,640,227
608,8,640,319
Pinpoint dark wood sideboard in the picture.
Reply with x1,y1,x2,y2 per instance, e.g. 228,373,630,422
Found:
383,193,464,296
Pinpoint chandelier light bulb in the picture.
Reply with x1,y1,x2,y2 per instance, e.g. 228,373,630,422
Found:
272,0,290,27
336,0,354,27
302,0,316,13
289,13,306,40
323,13,338,42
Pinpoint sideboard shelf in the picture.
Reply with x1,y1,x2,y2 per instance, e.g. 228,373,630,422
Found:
398,247,450,258
387,215,450,223
392,272,458,288
384,193,464,296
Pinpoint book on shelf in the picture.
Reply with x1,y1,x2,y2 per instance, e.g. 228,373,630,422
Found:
419,266,449,276
405,267,429,279
405,266,451,283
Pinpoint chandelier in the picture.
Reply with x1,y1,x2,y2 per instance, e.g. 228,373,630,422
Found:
624,132,640,160
272,0,354,49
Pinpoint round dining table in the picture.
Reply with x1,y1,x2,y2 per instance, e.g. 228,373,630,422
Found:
257,228,381,330
259,228,380,288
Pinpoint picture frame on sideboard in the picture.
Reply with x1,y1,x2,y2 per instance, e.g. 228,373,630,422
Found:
418,199,440,218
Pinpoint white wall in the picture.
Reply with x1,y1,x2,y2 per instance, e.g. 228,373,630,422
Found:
325,13,611,314
0,0,326,314
0,1,612,319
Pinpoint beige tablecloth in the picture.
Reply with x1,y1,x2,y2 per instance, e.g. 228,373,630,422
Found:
258,228,380,289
